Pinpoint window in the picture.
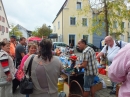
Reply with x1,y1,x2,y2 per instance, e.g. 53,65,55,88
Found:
113,21,118,28
83,35,88,43
70,17,76,25
2,17,5,22
6,27,8,33
118,11,121,15
121,35,124,41
54,26,56,32
128,32,130,42
77,2,81,9
128,22,130,28
2,26,5,35
122,22,125,28
82,18,88,26
58,21,60,29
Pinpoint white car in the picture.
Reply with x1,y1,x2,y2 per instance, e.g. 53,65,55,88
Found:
52,42,68,50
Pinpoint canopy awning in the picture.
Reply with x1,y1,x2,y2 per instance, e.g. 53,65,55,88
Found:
48,33,58,38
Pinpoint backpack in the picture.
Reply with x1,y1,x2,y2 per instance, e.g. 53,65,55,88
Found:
106,40,122,50
58,91,66,97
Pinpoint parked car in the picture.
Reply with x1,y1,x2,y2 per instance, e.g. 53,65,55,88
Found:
76,43,99,52
52,42,68,50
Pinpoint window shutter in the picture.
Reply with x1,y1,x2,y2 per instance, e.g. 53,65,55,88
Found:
6,27,8,33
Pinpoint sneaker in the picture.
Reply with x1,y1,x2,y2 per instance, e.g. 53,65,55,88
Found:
107,86,113,89
109,90,116,95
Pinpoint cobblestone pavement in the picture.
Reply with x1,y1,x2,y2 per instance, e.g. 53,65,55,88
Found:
95,74,116,97
12,74,116,97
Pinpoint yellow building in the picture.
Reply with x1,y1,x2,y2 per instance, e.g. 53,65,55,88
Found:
52,0,93,46
110,19,130,42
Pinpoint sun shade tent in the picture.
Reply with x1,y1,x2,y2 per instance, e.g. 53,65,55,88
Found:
27,36,42,41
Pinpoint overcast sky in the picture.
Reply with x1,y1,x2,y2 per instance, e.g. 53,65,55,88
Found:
2,0,65,31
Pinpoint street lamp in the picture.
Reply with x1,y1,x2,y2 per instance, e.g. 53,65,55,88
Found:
48,25,51,39
48,25,51,30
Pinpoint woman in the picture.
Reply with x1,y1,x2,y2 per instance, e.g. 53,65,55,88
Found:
17,42,37,97
0,40,15,97
24,39,63,97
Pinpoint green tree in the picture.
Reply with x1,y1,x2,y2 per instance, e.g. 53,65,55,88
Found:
31,28,40,37
9,23,23,37
80,0,130,37
32,24,52,38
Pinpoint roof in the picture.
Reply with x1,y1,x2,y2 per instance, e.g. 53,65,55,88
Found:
15,24,32,36
16,24,32,32
52,0,68,23
1,0,9,27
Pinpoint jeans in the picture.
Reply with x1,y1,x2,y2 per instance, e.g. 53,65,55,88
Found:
26,94,29,97
111,81,117,91
84,75,95,91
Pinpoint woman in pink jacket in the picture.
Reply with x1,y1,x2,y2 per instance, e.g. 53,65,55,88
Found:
108,43,130,97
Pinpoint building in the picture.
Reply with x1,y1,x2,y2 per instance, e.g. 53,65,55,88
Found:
0,0,9,41
52,0,106,48
52,0,94,47
15,24,32,39
53,0,130,49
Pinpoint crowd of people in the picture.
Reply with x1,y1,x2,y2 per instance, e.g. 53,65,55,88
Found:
0,35,130,97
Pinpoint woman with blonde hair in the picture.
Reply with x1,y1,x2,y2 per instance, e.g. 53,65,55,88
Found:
16,42,37,97
0,40,15,97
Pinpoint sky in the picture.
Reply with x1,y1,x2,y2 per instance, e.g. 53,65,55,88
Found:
2,0,65,31
2,0,130,31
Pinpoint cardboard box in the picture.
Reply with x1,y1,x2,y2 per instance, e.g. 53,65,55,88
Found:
92,82,103,92
116,84,122,97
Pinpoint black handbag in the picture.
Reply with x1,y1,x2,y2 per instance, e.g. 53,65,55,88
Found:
20,55,35,94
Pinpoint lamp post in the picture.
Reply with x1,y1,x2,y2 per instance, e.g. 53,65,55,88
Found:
48,25,51,39
48,25,51,30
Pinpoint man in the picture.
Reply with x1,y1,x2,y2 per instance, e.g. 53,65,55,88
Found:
76,39,98,97
96,36,127,94
13,37,26,93
10,35,16,60
15,37,26,68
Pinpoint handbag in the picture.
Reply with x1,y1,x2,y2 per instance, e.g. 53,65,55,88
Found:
100,53,108,65
20,55,35,94
15,66,25,81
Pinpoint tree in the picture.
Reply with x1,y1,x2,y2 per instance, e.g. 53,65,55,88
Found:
32,24,52,38
9,23,23,38
31,28,40,37
81,0,130,37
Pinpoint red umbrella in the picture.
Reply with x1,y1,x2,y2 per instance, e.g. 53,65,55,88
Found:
27,36,42,41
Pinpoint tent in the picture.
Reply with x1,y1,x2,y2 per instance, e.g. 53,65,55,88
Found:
27,36,42,41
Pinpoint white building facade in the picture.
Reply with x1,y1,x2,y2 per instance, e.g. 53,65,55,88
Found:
0,0,9,41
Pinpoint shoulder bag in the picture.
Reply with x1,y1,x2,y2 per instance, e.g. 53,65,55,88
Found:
20,55,35,94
